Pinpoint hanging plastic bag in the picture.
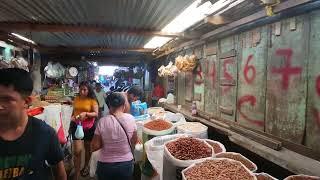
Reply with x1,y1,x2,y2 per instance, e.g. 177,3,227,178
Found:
134,143,144,162
57,113,67,144
89,150,100,177
75,123,84,139
43,104,62,131
61,105,73,137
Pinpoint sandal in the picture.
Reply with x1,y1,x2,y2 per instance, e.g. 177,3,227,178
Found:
80,166,90,177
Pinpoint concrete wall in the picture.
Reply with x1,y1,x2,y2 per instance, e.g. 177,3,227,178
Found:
171,10,320,154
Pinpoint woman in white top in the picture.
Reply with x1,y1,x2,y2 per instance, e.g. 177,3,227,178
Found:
94,83,107,119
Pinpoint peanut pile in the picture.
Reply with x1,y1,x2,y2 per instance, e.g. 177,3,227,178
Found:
144,119,172,131
166,137,212,160
206,141,224,154
216,152,256,171
183,159,256,180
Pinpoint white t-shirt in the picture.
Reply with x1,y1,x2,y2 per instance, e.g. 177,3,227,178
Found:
94,90,106,108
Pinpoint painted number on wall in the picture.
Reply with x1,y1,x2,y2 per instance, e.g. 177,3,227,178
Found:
314,75,320,128
222,58,235,94
238,54,263,127
271,49,302,90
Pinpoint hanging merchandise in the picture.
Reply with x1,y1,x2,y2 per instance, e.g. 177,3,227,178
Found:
133,66,144,79
44,61,65,79
175,55,198,72
0,57,29,71
158,62,179,77
10,57,29,72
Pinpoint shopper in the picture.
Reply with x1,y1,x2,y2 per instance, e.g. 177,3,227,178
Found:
94,83,107,119
151,82,165,107
69,81,98,180
0,68,66,180
124,86,143,114
91,92,138,180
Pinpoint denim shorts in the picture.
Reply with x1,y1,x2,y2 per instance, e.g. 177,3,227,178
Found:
96,160,134,180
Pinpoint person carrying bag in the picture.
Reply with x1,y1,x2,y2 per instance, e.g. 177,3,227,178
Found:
91,93,139,180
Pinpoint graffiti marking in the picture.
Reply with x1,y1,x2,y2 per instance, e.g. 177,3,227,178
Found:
238,95,264,127
271,49,302,90
243,54,256,84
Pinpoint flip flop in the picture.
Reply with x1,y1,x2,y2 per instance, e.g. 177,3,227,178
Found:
80,166,90,177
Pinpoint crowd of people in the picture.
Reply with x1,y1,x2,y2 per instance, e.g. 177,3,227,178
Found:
0,68,143,180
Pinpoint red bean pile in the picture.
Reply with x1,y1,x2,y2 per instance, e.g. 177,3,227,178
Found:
255,173,275,180
206,141,223,154
166,137,212,160
285,175,320,180
216,152,256,171
183,159,255,180
144,119,172,131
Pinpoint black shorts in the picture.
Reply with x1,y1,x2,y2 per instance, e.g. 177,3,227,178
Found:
69,121,96,141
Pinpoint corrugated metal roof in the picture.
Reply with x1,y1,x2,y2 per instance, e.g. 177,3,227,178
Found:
187,0,264,35
0,0,194,48
0,0,194,29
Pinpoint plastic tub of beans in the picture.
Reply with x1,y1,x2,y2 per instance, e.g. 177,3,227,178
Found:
182,158,257,180
216,152,258,172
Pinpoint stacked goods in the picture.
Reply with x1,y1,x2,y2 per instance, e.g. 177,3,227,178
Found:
166,137,213,160
284,175,320,180
177,122,208,139
182,158,256,180
216,152,257,172
163,137,214,180
144,119,173,131
255,173,278,180
45,89,64,103
175,55,197,72
205,139,226,154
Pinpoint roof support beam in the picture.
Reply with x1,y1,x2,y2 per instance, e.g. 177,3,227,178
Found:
0,22,182,38
201,0,315,40
39,46,154,53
